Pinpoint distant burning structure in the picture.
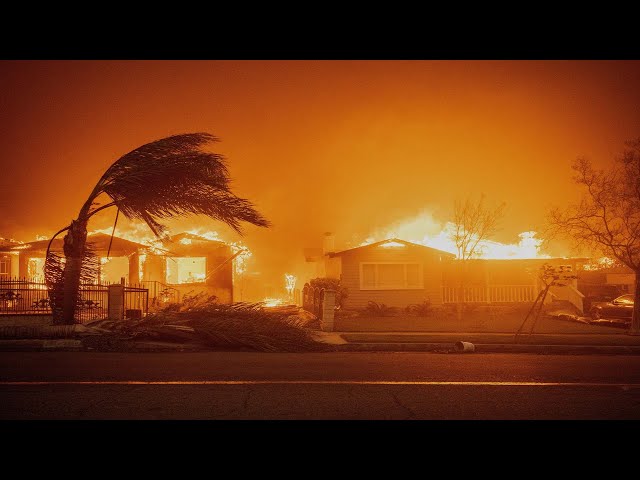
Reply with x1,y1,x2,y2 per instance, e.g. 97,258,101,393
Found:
304,231,590,313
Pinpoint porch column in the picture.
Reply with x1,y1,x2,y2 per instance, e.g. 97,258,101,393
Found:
129,252,140,286
108,284,125,320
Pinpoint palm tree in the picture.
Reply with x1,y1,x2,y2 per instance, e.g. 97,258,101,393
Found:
45,133,270,325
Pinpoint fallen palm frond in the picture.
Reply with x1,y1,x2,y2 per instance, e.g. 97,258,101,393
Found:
88,294,333,352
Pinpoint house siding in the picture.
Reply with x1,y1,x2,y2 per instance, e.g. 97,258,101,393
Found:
339,246,447,309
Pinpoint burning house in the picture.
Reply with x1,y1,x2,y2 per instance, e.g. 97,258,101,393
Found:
0,231,236,305
146,232,235,304
318,237,455,309
305,232,591,314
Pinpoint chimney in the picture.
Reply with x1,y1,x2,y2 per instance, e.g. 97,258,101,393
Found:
322,232,335,255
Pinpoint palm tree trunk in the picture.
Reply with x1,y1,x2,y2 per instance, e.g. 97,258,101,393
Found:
56,219,88,325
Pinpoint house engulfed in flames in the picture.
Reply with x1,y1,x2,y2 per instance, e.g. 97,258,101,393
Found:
303,232,593,313
0,232,235,304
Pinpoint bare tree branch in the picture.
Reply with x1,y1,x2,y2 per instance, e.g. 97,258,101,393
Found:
547,137,640,332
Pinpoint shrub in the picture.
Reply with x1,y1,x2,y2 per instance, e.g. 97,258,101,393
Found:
309,277,348,308
405,300,432,317
364,301,398,317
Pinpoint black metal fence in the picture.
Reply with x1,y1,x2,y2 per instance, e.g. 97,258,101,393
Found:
0,277,148,323
75,283,109,323
0,278,50,314
124,285,149,319
141,280,180,308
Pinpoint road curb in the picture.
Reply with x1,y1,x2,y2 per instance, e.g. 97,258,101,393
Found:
335,342,640,354
0,339,84,351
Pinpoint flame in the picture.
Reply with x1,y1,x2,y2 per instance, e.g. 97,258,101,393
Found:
167,257,207,284
138,254,146,283
582,256,615,271
27,223,261,288
285,273,297,298
357,212,550,259
379,241,406,248
184,228,222,242
262,297,285,307
230,241,252,277
89,226,167,254
27,257,45,282
99,257,109,283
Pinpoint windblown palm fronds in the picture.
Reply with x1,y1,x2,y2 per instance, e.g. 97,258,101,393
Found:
88,295,332,352
92,133,269,237
46,133,270,324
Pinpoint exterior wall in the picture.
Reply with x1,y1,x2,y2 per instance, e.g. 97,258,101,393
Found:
579,267,636,295
442,257,585,290
324,256,341,280
339,245,448,309
129,253,140,285
0,253,20,278
18,254,29,278
143,255,166,283
205,247,233,304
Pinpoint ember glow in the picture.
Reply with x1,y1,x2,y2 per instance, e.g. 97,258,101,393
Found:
167,257,206,284
2,61,639,294
358,213,549,259
88,224,256,284
27,257,45,282
582,257,616,271
285,273,297,299
262,297,284,308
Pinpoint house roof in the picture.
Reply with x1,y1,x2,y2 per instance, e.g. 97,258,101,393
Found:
327,238,456,258
0,233,146,255
164,232,227,247
0,237,22,250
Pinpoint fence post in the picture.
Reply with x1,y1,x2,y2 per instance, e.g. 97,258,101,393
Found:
321,289,336,332
108,284,125,320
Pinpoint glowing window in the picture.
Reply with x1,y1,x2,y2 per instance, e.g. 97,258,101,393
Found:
166,257,206,284
99,257,130,284
0,257,9,277
27,258,45,282
359,263,423,290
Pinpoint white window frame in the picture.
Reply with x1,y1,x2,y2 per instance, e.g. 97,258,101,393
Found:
359,262,423,290
0,257,9,277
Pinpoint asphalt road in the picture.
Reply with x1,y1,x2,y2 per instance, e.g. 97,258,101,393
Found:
2,352,640,419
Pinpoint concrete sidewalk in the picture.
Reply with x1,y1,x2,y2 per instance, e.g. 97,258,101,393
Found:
1,318,639,354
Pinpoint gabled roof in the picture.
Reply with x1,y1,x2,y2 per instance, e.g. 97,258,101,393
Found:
0,233,146,255
164,232,226,247
0,237,22,250
328,238,456,258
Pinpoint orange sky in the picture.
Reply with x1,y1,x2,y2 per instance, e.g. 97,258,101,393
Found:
1,60,639,286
